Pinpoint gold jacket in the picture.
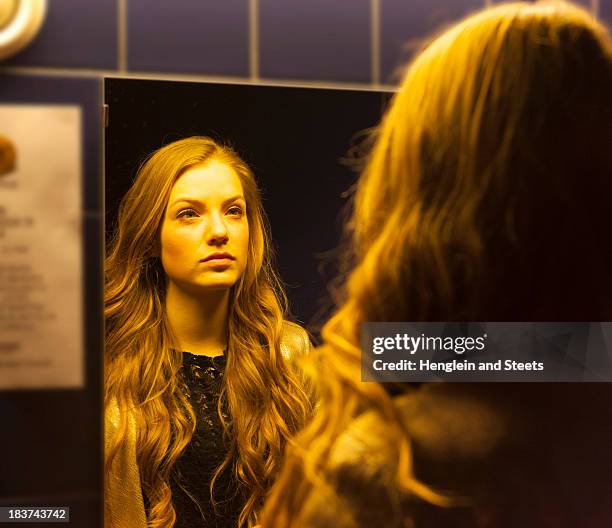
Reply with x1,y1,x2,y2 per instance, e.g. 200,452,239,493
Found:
295,384,612,527
104,321,312,528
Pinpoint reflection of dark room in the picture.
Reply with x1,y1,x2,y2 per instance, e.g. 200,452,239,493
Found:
105,79,390,336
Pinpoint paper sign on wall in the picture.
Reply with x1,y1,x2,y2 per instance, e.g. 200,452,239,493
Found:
0,105,83,389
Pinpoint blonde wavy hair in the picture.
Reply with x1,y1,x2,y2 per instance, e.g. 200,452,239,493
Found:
105,137,312,527
262,2,612,525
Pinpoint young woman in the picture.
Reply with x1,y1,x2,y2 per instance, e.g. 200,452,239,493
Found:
104,137,312,528
262,2,612,527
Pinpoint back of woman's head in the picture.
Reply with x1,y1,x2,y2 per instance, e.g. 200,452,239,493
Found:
261,4,611,526
351,1,612,323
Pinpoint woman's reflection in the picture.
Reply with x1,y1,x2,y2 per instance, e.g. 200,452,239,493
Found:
104,136,312,528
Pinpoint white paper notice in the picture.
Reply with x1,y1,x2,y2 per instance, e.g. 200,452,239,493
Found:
0,105,83,389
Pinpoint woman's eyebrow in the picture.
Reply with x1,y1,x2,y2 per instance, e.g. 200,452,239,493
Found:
169,197,204,208
222,195,246,206
169,195,245,208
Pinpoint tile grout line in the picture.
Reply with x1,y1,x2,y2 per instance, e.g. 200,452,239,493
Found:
249,0,259,81
0,65,397,92
117,0,127,72
371,0,381,86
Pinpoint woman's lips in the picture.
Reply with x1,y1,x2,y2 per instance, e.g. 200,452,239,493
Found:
202,253,235,262
203,258,233,267
201,253,235,269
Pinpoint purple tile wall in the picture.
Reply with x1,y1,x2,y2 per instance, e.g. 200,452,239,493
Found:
127,0,249,76
259,0,371,83
571,0,594,8
3,0,607,82
381,0,483,83
7,0,118,69
600,0,612,25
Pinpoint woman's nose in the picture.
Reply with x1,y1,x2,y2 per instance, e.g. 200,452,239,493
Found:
206,213,229,245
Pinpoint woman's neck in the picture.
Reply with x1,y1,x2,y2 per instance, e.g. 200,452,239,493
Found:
165,282,230,356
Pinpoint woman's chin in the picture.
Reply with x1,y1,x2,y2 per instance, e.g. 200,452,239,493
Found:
193,276,240,291
169,276,239,295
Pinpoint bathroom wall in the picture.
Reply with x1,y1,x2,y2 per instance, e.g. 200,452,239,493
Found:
0,1,606,526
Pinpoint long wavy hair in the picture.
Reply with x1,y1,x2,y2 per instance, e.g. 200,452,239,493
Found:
262,2,612,525
105,137,312,527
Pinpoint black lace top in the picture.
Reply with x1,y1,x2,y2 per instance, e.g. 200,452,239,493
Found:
169,351,245,528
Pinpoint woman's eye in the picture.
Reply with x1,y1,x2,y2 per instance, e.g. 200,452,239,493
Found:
177,208,198,219
227,206,244,217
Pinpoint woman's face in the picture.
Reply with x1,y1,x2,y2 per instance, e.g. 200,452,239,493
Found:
160,159,249,292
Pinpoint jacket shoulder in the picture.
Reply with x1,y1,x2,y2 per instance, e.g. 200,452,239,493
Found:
104,400,147,528
280,320,313,361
